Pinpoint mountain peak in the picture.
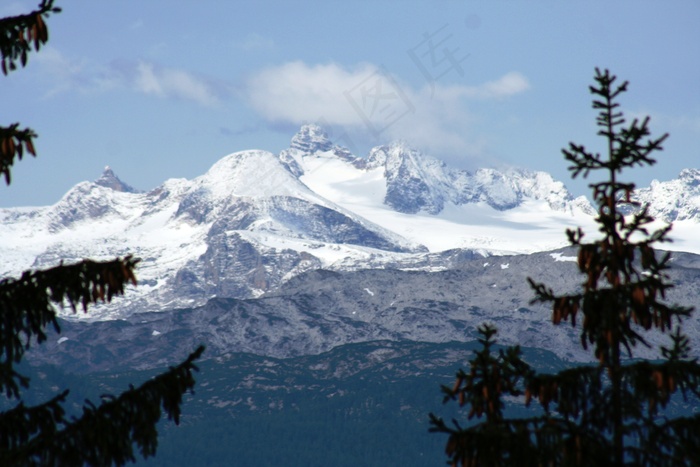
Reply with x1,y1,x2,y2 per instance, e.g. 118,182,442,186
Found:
94,166,137,193
388,139,413,153
290,124,333,154
679,168,700,187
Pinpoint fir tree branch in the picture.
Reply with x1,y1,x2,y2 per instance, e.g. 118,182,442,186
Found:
0,0,60,75
0,123,37,186
4,346,204,466
437,68,698,466
0,257,139,396
0,391,68,458
431,414,611,467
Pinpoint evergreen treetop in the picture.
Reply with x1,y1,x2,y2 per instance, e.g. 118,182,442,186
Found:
0,3,204,465
430,68,700,466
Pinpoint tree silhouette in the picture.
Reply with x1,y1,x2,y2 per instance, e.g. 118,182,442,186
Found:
0,2,204,465
430,68,700,465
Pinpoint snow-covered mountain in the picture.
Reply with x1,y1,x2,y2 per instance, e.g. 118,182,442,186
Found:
31,248,700,369
632,168,700,220
283,125,590,215
1,124,698,318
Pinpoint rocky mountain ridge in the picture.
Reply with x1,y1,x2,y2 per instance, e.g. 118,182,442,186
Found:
29,247,700,372
1,124,698,319
283,125,591,215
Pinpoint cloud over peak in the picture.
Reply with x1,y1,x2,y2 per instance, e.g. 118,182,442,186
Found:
245,61,530,159
247,61,378,125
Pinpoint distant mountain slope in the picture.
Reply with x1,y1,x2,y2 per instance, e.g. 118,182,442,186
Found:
283,124,593,214
0,146,424,317
29,247,700,369
630,168,700,222
20,340,571,467
0,125,698,318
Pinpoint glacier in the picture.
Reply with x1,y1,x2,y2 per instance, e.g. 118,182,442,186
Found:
1,123,698,320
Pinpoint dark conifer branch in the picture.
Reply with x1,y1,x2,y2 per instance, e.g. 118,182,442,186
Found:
0,391,69,459
0,257,140,384
0,4,205,464
0,0,60,75
0,123,37,186
3,347,204,466
432,69,699,465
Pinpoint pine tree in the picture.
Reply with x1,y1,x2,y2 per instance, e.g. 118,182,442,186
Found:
0,2,204,465
430,68,700,465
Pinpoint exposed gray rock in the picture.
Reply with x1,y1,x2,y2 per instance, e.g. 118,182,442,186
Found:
628,168,700,222
290,124,333,154
32,247,700,372
95,166,139,193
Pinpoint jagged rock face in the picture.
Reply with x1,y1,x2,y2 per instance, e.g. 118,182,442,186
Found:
681,168,700,187
278,150,305,177
368,144,447,214
174,188,213,223
289,124,333,154
385,176,441,214
95,166,138,193
0,125,698,321
47,168,157,230
29,248,700,371
282,124,358,175
472,169,520,210
175,232,323,299
362,142,576,214
205,196,419,252
48,183,116,230
265,196,417,251
630,168,700,222
0,146,428,317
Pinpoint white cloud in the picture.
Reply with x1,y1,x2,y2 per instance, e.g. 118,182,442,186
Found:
436,72,531,100
246,61,530,159
132,61,221,107
248,61,378,125
31,48,224,107
32,47,95,96
134,62,163,95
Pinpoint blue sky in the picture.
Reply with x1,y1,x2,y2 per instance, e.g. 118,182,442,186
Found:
1,0,698,206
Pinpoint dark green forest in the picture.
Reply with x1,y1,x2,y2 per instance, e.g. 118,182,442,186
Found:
7,339,697,466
